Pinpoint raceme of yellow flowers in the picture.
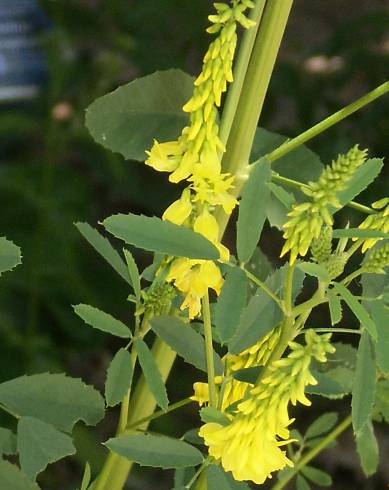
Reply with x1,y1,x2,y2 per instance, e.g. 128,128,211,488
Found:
143,1,256,318
199,330,335,484
281,145,368,264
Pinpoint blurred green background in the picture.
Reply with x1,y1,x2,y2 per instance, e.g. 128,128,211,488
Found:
0,1,388,489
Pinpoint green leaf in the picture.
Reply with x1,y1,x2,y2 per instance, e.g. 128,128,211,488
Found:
301,466,332,487
232,366,263,384
105,433,203,469
246,247,274,283
374,380,389,424
0,236,22,276
0,460,40,490
0,373,105,432
355,421,379,476
200,407,229,426
80,462,91,490
338,158,384,207
305,413,338,440
123,249,141,300
307,370,350,399
0,428,16,455
237,158,272,263
296,474,311,490
352,332,376,434
17,417,75,481
73,304,131,339
327,289,342,326
206,464,250,489
332,282,377,340
85,69,193,161
105,348,134,407
371,301,389,373
134,339,169,410
150,316,223,375
173,467,196,489
215,267,248,344
332,228,389,239
267,182,295,208
75,222,131,285
229,265,304,354
103,213,219,260
297,262,330,282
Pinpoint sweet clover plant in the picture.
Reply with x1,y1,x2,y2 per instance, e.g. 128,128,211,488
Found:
1,1,388,489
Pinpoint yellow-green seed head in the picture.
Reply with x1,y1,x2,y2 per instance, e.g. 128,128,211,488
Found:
363,242,389,274
310,226,333,263
359,198,389,252
323,252,348,280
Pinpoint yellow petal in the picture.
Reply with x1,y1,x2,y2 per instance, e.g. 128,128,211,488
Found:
162,189,192,225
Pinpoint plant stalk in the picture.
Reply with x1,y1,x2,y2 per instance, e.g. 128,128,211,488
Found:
270,415,352,490
202,293,217,407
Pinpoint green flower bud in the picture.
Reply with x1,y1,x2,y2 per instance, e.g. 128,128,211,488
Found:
310,226,333,263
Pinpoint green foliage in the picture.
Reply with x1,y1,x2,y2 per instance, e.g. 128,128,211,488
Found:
123,250,141,301
75,222,132,286
103,213,219,259
355,421,379,476
0,373,105,432
214,267,248,344
85,69,193,161
134,339,169,410
301,466,332,487
17,416,76,481
297,262,330,282
371,301,389,373
105,348,134,407
80,463,92,490
237,159,272,263
296,474,310,490
105,434,203,468
373,380,389,423
0,460,40,490
352,333,376,435
305,413,338,440
327,289,342,326
0,237,22,276
150,316,223,375
200,407,229,426
0,428,16,456
332,282,377,339
332,229,389,239
73,304,132,338
206,464,250,489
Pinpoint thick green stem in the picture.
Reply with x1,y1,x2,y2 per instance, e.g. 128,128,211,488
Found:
218,0,294,235
219,0,266,147
202,293,217,408
270,415,352,490
266,81,389,163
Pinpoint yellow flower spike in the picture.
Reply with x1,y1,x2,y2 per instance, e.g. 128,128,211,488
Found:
194,208,219,243
358,197,389,252
145,139,183,173
162,189,193,225
200,330,334,484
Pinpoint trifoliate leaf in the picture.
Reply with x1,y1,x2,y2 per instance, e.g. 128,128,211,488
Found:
301,466,332,487
355,421,379,476
305,413,338,440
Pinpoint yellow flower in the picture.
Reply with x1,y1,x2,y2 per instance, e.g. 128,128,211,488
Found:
200,331,335,484
194,209,230,261
145,139,184,173
358,197,389,252
166,258,223,318
162,189,193,225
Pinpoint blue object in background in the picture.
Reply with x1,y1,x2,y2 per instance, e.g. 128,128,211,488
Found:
0,0,49,102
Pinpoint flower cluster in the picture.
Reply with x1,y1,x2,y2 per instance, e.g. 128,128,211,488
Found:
358,197,389,252
199,331,335,484
143,1,255,318
363,241,389,274
192,327,282,410
281,146,368,263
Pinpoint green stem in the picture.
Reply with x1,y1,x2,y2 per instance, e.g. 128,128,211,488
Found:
310,328,361,335
218,0,266,147
271,173,374,215
346,239,364,258
125,398,193,431
243,268,283,309
341,267,364,286
0,403,19,419
270,415,352,490
202,293,217,408
292,292,327,318
284,263,295,315
218,0,294,235
117,348,138,434
266,81,389,163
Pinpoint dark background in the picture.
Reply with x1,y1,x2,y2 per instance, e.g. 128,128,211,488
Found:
0,1,388,489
